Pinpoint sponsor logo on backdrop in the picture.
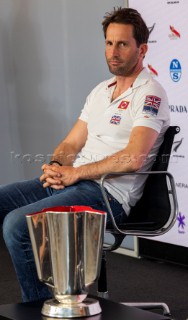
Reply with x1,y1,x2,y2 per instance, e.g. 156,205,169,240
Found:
147,64,158,77
172,137,185,159
166,1,180,4
170,59,182,82
169,105,187,113
177,212,185,234
148,23,157,43
169,26,181,40
176,182,188,189
173,137,183,152
148,23,155,35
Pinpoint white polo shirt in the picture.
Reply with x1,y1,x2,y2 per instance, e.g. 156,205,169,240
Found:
73,68,170,215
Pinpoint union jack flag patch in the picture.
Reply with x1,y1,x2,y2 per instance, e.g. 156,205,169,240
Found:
143,95,161,117
110,115,121,125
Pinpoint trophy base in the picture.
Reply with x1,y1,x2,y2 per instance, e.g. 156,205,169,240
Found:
41,297,102,318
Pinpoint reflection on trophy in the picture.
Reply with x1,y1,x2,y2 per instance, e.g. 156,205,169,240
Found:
26,206,106,318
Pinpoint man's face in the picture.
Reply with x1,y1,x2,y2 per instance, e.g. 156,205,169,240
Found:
105,23,146,77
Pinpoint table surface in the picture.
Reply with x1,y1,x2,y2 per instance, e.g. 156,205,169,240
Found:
0,296,171,320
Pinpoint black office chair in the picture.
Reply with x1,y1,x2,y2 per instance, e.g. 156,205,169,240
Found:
98,126,180,317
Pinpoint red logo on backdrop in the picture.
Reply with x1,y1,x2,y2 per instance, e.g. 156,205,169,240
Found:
170,26,180,38
118,101,129,110
148,64,158,77
169,25,181,40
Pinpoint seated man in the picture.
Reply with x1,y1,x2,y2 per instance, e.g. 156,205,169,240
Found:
0,7,169,302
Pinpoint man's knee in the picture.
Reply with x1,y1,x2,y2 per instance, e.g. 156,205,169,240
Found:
2,209,29,249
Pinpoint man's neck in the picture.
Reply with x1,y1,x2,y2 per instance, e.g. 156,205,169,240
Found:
111,67,144,102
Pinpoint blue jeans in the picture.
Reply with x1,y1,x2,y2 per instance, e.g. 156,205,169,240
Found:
0,178,126,302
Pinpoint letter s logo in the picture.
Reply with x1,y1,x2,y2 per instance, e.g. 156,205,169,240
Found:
170,59,182,82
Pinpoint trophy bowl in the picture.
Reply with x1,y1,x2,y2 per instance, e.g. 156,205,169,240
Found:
26,206,106,318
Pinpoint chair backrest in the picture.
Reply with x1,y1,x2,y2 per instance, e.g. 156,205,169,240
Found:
100,126,180,251
124,126,180,231
98,126,180,297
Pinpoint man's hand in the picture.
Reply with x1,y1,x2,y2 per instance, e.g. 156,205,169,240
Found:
40,164,79,189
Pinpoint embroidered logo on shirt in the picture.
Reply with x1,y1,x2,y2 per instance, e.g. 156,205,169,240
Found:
110,115,121,125
118,100,129,110
142,95,161,117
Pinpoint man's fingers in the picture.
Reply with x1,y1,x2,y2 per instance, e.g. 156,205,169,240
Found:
50,184,65,190
42,181,65,190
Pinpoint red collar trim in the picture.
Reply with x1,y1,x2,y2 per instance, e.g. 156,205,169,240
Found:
108,81,117,88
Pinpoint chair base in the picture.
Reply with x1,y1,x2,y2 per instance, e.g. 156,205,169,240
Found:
121,302,171,317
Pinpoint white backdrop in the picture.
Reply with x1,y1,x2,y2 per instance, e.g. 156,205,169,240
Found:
129,0,188,247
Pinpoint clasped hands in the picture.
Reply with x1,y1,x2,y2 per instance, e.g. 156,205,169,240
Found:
40,163,79,189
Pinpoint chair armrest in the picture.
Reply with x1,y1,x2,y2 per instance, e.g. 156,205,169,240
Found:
100,171,178,238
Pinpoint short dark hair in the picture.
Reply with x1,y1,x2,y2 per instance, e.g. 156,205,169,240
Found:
102,7,149,47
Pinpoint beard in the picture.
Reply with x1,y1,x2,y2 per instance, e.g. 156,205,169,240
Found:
106,53,140,77
108,63,129,76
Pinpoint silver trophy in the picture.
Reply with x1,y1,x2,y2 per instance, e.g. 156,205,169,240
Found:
26,206,106,318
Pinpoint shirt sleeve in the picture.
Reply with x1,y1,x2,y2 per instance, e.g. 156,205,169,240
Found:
78,87,97,123
131,80,170,133
79,99,89,123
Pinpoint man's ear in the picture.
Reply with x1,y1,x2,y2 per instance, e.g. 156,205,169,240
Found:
140,43,148,58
